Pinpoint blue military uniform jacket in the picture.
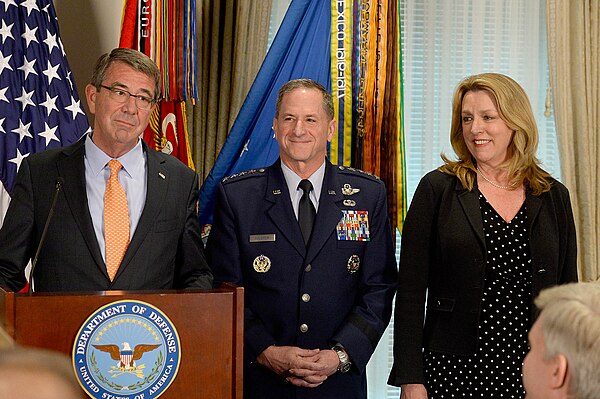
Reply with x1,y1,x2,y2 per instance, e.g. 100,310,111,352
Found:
206,159,398,399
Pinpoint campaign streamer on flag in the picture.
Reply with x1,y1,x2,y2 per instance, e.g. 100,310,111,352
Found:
331,0,406,232
119,0,196,169
0,0,89,225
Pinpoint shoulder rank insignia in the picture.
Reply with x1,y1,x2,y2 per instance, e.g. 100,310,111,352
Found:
336,210,370,241
222,168,265,183
342,183,360,196
337,165,380,180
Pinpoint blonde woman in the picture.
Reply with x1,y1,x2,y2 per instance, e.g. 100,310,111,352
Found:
388,73,577,398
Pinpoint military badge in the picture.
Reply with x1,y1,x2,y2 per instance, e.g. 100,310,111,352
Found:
73,300,181,399
253,255,271,273
347,255,361,273
343,199,356,207
341,183,360,196
336,210,370,241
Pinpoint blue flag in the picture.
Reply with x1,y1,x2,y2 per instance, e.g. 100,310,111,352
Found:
198,0,331,226
0,0,89,196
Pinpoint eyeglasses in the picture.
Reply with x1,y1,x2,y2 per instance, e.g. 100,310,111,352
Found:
98,85,157,110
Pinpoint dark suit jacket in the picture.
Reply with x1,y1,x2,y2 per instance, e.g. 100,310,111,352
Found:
0,137,212,292
206,160,398,399
388,170,578,386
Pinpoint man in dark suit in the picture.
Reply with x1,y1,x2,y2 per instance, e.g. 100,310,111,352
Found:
206,79,397,398
0,48,212,292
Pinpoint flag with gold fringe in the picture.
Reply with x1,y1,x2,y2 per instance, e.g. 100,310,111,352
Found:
331,0,406,232
119,0,196,169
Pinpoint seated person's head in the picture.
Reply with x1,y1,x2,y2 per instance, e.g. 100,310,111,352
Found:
0,346,81,399
523,282,600,399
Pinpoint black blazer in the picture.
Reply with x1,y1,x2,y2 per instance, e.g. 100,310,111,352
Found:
388,170,577,386
0,137,212,292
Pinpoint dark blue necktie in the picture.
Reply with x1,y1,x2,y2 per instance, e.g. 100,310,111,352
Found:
298,179,316,245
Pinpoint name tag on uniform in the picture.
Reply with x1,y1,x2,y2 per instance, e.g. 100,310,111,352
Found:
336,210,370,241
249,234,276,243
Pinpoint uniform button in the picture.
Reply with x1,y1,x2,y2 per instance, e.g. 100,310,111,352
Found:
305,264,312,272
302,293,311,302
300,324,309,333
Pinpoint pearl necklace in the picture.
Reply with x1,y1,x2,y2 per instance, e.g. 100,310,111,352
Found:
476,167,516,190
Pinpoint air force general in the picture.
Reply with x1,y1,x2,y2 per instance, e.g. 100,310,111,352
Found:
206,79,398,399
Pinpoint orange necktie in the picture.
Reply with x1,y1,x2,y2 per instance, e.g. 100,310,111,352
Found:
104,160,130,281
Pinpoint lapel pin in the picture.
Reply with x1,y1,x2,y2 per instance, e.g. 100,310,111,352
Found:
273,189,281,195
328,190,336,195
158,172,166,179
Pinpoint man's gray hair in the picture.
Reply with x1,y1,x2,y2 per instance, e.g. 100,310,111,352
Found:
535,282,600,399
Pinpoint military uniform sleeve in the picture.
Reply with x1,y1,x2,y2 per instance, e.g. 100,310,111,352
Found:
206,182,276,359
331,179,398,372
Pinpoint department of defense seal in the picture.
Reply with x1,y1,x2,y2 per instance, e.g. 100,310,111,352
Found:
73,300,181,399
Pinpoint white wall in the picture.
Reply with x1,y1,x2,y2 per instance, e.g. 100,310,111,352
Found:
54,0,122,121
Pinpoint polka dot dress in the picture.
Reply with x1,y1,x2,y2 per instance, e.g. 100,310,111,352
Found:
423,194,532,398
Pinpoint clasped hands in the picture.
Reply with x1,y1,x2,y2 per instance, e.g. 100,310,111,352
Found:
256,345,340,388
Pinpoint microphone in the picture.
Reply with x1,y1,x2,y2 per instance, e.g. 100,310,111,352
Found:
28,177,64,294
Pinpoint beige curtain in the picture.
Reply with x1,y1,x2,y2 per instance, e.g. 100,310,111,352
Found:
189,1,273,180
546,0,600,281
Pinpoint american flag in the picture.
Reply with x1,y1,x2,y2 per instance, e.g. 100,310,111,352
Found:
0,0,89,206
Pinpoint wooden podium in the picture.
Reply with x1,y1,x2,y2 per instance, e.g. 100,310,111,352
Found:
0,286,243,399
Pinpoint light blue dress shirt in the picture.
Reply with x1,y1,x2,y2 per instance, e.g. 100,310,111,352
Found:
280,160,325,219
84,135,147,263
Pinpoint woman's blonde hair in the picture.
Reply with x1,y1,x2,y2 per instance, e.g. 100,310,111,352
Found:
438,73,552,194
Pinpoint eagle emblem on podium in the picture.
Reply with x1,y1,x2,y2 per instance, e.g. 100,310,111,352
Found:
93,342,160,370
73,300,181,399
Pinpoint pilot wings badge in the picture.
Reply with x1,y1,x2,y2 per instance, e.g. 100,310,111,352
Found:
341,183,360,196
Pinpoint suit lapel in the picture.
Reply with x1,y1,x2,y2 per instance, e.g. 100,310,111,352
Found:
305,162,343,263
115,143,169,278
525,189,542,232
457,181,486,248
56,138,107,276
265,162,306,257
